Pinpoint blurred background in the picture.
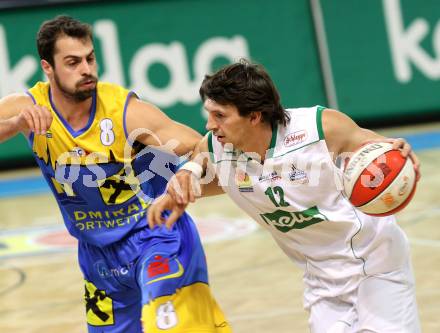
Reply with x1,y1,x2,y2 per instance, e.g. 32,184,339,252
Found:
0,1,439,332
0,0,439,166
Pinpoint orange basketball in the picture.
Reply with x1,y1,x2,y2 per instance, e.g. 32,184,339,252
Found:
343,142,417,216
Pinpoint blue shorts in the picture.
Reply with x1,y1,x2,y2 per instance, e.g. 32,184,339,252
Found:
78,213,231,332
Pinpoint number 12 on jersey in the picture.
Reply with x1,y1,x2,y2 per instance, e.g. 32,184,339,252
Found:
264,186,290,207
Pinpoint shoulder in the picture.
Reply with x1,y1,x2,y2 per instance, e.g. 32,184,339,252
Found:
285,105,320,116
124,96,171,138
27,82,49,102
2,93,34,106
321,108,351,153
126,96,161,117
277,105,325,148
98,81,125,91
284,105,325,131
97,82,134,100
322,108,350,131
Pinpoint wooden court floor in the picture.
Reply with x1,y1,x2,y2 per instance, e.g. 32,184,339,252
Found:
0,122,439,332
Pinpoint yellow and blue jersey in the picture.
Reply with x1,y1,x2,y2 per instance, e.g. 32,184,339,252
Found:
27,82,231,332
27,82,177,247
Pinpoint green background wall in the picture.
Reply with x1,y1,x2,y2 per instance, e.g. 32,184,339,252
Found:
0,0,439,163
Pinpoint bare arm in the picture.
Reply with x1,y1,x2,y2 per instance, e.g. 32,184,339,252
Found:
0,117,24,142
0,94,52,141
0,94,33,120
323,109,385,156
125,97,202,156
323,108,420,179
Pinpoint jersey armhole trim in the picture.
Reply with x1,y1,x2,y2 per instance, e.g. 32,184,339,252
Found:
266,123,278,159
25,91,36,105
317,105,326,140
207,131,215,163
123,91,138,140
28,132,34,148
25,91,36,143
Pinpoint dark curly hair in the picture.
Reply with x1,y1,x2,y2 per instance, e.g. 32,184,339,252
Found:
199,59,290,127
37,15,93,67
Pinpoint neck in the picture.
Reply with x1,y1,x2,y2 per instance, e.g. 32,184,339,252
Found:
50,86,93,128
241,122,274,163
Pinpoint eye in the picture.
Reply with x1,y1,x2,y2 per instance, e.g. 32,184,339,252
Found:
87,56,95,64
67,61,79,67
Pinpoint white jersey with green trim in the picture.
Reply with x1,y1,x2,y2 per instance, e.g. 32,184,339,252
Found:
208,105,409,282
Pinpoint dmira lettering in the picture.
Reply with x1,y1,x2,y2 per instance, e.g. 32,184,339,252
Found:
73,202,148,230
75,211,146,230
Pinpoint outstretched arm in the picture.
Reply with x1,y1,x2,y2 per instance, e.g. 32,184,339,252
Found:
125,97,202,156
125,96,223,228
125,96,225,200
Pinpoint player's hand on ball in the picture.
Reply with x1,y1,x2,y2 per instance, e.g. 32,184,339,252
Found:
369,137,421,182
389,138,420,181
148,193,187,229
14,105,53,135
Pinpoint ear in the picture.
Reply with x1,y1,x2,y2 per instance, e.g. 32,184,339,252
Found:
249,111,263,125
41,59,53,77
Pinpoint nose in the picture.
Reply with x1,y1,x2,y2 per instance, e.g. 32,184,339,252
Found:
80,58,92,75
205,114,217,132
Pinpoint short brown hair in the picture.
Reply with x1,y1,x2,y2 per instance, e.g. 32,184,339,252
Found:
199,59,290,127
37,15,93,66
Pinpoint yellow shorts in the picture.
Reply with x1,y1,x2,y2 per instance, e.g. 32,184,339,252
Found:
142,282,231,332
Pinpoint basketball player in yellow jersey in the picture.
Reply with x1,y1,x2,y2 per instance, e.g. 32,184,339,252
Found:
0,16,231,333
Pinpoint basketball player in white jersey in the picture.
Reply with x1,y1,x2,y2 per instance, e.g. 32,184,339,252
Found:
148,60,422,332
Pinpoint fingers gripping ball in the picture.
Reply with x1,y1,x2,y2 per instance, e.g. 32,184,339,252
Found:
343,142,417,216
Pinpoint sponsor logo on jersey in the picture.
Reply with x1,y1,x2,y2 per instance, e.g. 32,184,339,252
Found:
258,171,281,183
94,260,133,279
284,130,307,147
144,254,184,285
97,166,140,205
73,200,149,232
235,170,254,192
84,280,114,326
224,149,239,156
288,164,308,184
148,255,170,277
70,147,88,157
46,130,53,138
260,206,327,232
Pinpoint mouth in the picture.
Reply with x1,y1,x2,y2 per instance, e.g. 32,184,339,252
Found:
78,78,97,88
81,81,95,87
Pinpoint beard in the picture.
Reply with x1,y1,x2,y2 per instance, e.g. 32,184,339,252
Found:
54,72,98,102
